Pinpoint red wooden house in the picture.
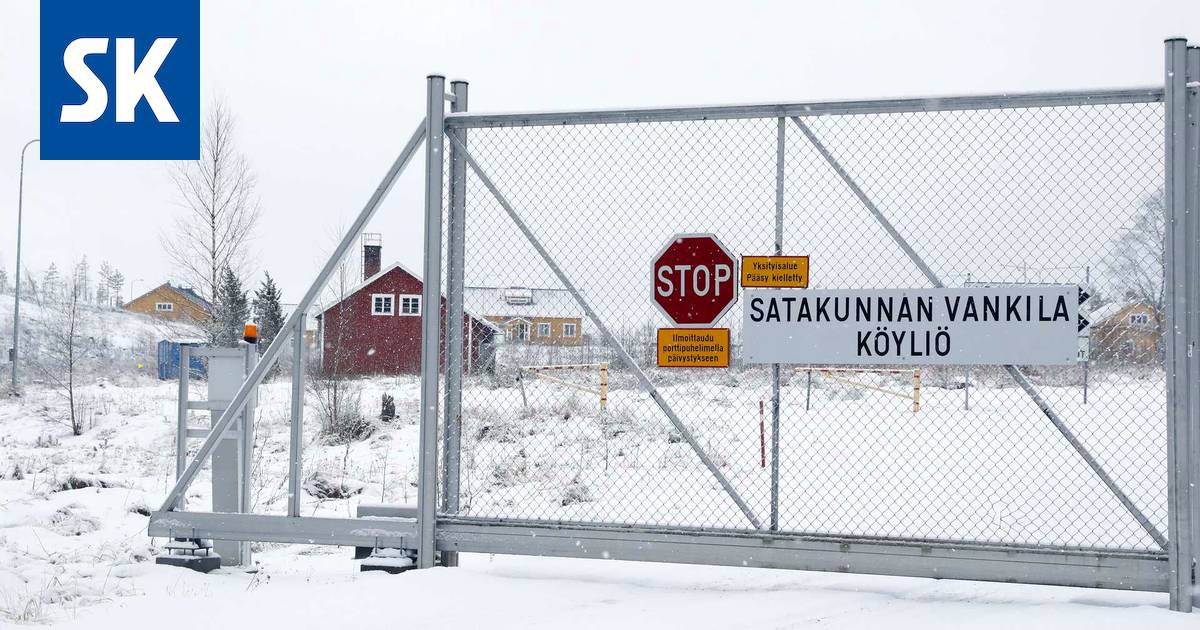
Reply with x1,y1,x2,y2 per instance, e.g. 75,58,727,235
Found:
317,241,497,376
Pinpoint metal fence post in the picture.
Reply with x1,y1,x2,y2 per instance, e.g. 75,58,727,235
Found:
176,344,190,481
770,116,784,531
441,78,469,568
805,368,812,411
1164,37,1195,613
964,370,970,411
1188,42,1200,611
240,343,258,565
417,74,447,569
288,317,305,518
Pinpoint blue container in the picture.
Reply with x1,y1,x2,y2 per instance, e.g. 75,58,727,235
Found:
157,340,207,380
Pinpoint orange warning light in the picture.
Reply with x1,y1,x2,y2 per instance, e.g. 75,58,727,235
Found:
243,323,259,344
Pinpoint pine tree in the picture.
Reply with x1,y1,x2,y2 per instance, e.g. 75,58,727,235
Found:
74,256,91,304
210,267,249,347
252,272,285,350
95,282,109,308
42,264,60,300
109,270,125,307
97,261,115,307
0,263,8,295
23,271,38,300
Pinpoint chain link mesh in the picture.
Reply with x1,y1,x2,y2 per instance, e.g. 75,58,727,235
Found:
441,99,1166,553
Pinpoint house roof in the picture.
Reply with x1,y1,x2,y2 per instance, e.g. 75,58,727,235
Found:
1090,299,1155,325
174,286,213,312
125,282,213,313
320,261,500,331
464,286,583,319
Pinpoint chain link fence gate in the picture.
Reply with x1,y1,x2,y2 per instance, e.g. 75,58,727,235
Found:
429,40,1200,610
144,41,1199,615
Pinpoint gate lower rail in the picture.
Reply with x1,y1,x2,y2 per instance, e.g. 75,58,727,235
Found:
437,518,1168,592
146,511,1168,593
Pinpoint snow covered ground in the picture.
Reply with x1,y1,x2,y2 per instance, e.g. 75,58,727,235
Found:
0,371,1184,627
24,552,1200,629
0,300,1184,625
459,366,1166,551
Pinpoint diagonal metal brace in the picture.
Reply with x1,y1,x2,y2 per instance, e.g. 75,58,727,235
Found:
157,120,429,513
451,134,764,530
790,116,1168,550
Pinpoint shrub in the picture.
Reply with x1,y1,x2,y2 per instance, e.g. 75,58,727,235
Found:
558,478,594,506
55,474,117,492
489,450,529,488
48,505,100,536
303,471,366,499
312,380,373,444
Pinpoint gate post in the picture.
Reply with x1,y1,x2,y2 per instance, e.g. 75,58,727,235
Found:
441,78,469,568
239,342,258,564
205,344,257,566
417,74,447,569
175,343,190,481
1164,37,1196,613
770,116,784,530
1185,41,1200,611
287,317,305,517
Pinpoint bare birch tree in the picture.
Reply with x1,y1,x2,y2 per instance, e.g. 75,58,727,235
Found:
163,99,261,303
308,226,370,443
1107,187,1166,358
32,267,94,435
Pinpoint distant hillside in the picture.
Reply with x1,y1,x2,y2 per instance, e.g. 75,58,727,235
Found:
0,293,204,385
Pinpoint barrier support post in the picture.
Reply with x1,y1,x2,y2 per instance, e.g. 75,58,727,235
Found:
440,78,469,569
288,318,305,518
600,362,609,411
417,74,446,569
913,369,921,413
176,344,190,482
769,115,785,531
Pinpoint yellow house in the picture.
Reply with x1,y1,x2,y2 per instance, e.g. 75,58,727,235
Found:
1089,300,1161,364
464,286,584,347
123,283,213,323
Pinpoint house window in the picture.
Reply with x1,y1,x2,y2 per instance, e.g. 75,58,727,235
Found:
506,322,529,341
155,302,174,312
563,322,577,338
372,294,394,316
1129,313,1150,326
537,322,551,337
398,295,421,316
1122,340,1136,355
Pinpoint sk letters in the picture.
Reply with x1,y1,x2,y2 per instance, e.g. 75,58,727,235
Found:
40,0,200,159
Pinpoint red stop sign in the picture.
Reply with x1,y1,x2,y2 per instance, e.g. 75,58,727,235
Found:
652,233,738,326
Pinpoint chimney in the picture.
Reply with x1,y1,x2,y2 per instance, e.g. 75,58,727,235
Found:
362,233,382,280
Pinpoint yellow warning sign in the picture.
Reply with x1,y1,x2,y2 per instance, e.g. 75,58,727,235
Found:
740,255,809,288
657,328,731,368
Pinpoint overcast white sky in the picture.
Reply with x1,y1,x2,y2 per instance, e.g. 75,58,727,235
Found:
0,0,1197,305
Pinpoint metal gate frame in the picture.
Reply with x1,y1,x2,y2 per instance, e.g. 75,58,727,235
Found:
150,38,1200,613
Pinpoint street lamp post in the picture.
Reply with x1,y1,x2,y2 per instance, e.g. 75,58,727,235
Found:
9,138,38,394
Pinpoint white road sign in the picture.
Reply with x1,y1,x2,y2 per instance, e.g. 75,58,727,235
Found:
743,286,1079,365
